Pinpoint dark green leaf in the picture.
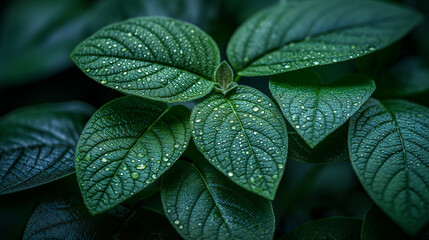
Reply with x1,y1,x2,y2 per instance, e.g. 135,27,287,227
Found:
191,85,288,199
161,160,274,240
278,217,362,240
75,96,191,214
0,102,94,195
288,123,349,164
71,17,220,103
270,71,375,148
361,205,411,240
227,0,422,76
349,98,429,235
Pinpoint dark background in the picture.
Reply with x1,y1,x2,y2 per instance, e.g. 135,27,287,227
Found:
0,0,428,239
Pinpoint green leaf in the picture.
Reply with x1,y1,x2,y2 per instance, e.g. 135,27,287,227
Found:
0,102,94,195
75,96,191,214
361,205,411,240
24,195,180,239
161,160,275,240
278,217,362,240
213,61,237,95
191,85,288,199
71,17,220,103
227,0,422,76
349,98,429,235
288,123,349,164
270,71,375,148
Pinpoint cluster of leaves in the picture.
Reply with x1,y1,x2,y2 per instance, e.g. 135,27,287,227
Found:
1,0,429,239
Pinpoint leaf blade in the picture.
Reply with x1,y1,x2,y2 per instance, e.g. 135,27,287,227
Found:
0,102,94,195
71,17,220,102
349,98,429,235
161,160,275,240
227,0,422,76
191,85,288,199
75,96,191,214
270,71,375,148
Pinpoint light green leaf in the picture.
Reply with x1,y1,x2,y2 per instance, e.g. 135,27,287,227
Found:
191,85,288,199
0,102,94,195
270,71,375,148
227,0,422,76
71,17,220,103
75,96,191,214
161,160,274,240
213,61,237,95
349,98,429,236
278,217,362,240
361,205,410,240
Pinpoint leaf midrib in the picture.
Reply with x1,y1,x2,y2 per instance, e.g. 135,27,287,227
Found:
191,164,235,239
239,14,409,73
91,106,172,212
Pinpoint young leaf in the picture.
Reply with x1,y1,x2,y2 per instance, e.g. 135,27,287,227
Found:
191,85,288,199
270,71,375,148
75,96,191,214
24,195,180,239
278,217,362,240
227,0,422,76
161,160,275,240
0,102,94,195
349,98,429,236
361,205,410,240
71,17,220,103
213,61,237,95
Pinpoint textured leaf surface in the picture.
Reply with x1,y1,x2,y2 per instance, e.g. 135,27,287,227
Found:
0,102,94,195
191,85,288,199
349,99,429,235
227,0,421,76
161,160,274,240
75,96,191,214
278,217,362,240
270,71,375,148
71,17,220,102
361,205,410,240
288,123,349,164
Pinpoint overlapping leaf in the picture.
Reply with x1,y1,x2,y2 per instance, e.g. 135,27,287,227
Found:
161,160,274,240
75,96,191,214
270,71,375,148
227,0,421,76
278,217,362,240
191,85,288,199
349,99,429,235
71,17,220,102
0,102,94,195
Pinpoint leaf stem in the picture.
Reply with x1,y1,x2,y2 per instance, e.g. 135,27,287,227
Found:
234,75,242,83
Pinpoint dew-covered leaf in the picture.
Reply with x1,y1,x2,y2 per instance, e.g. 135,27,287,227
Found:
349,98,429,235
191,85,288,199
361,205,411,240
270,71,375,148
71,17,220,103
161,160,275,240
288,123,349,164
0,102,94,195
23,194,179,240
75,96,191,214
227,0,422,76
278,217,362,240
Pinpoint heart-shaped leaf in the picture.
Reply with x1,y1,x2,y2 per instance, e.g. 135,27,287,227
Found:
23,195,180,239
75,96,191,214
161,160,275,240
71,17,220,103
227,0,421,76
278,217,362,240
191,85,288,199
349,98,429,236
0,102,94,195
270,71,375,148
